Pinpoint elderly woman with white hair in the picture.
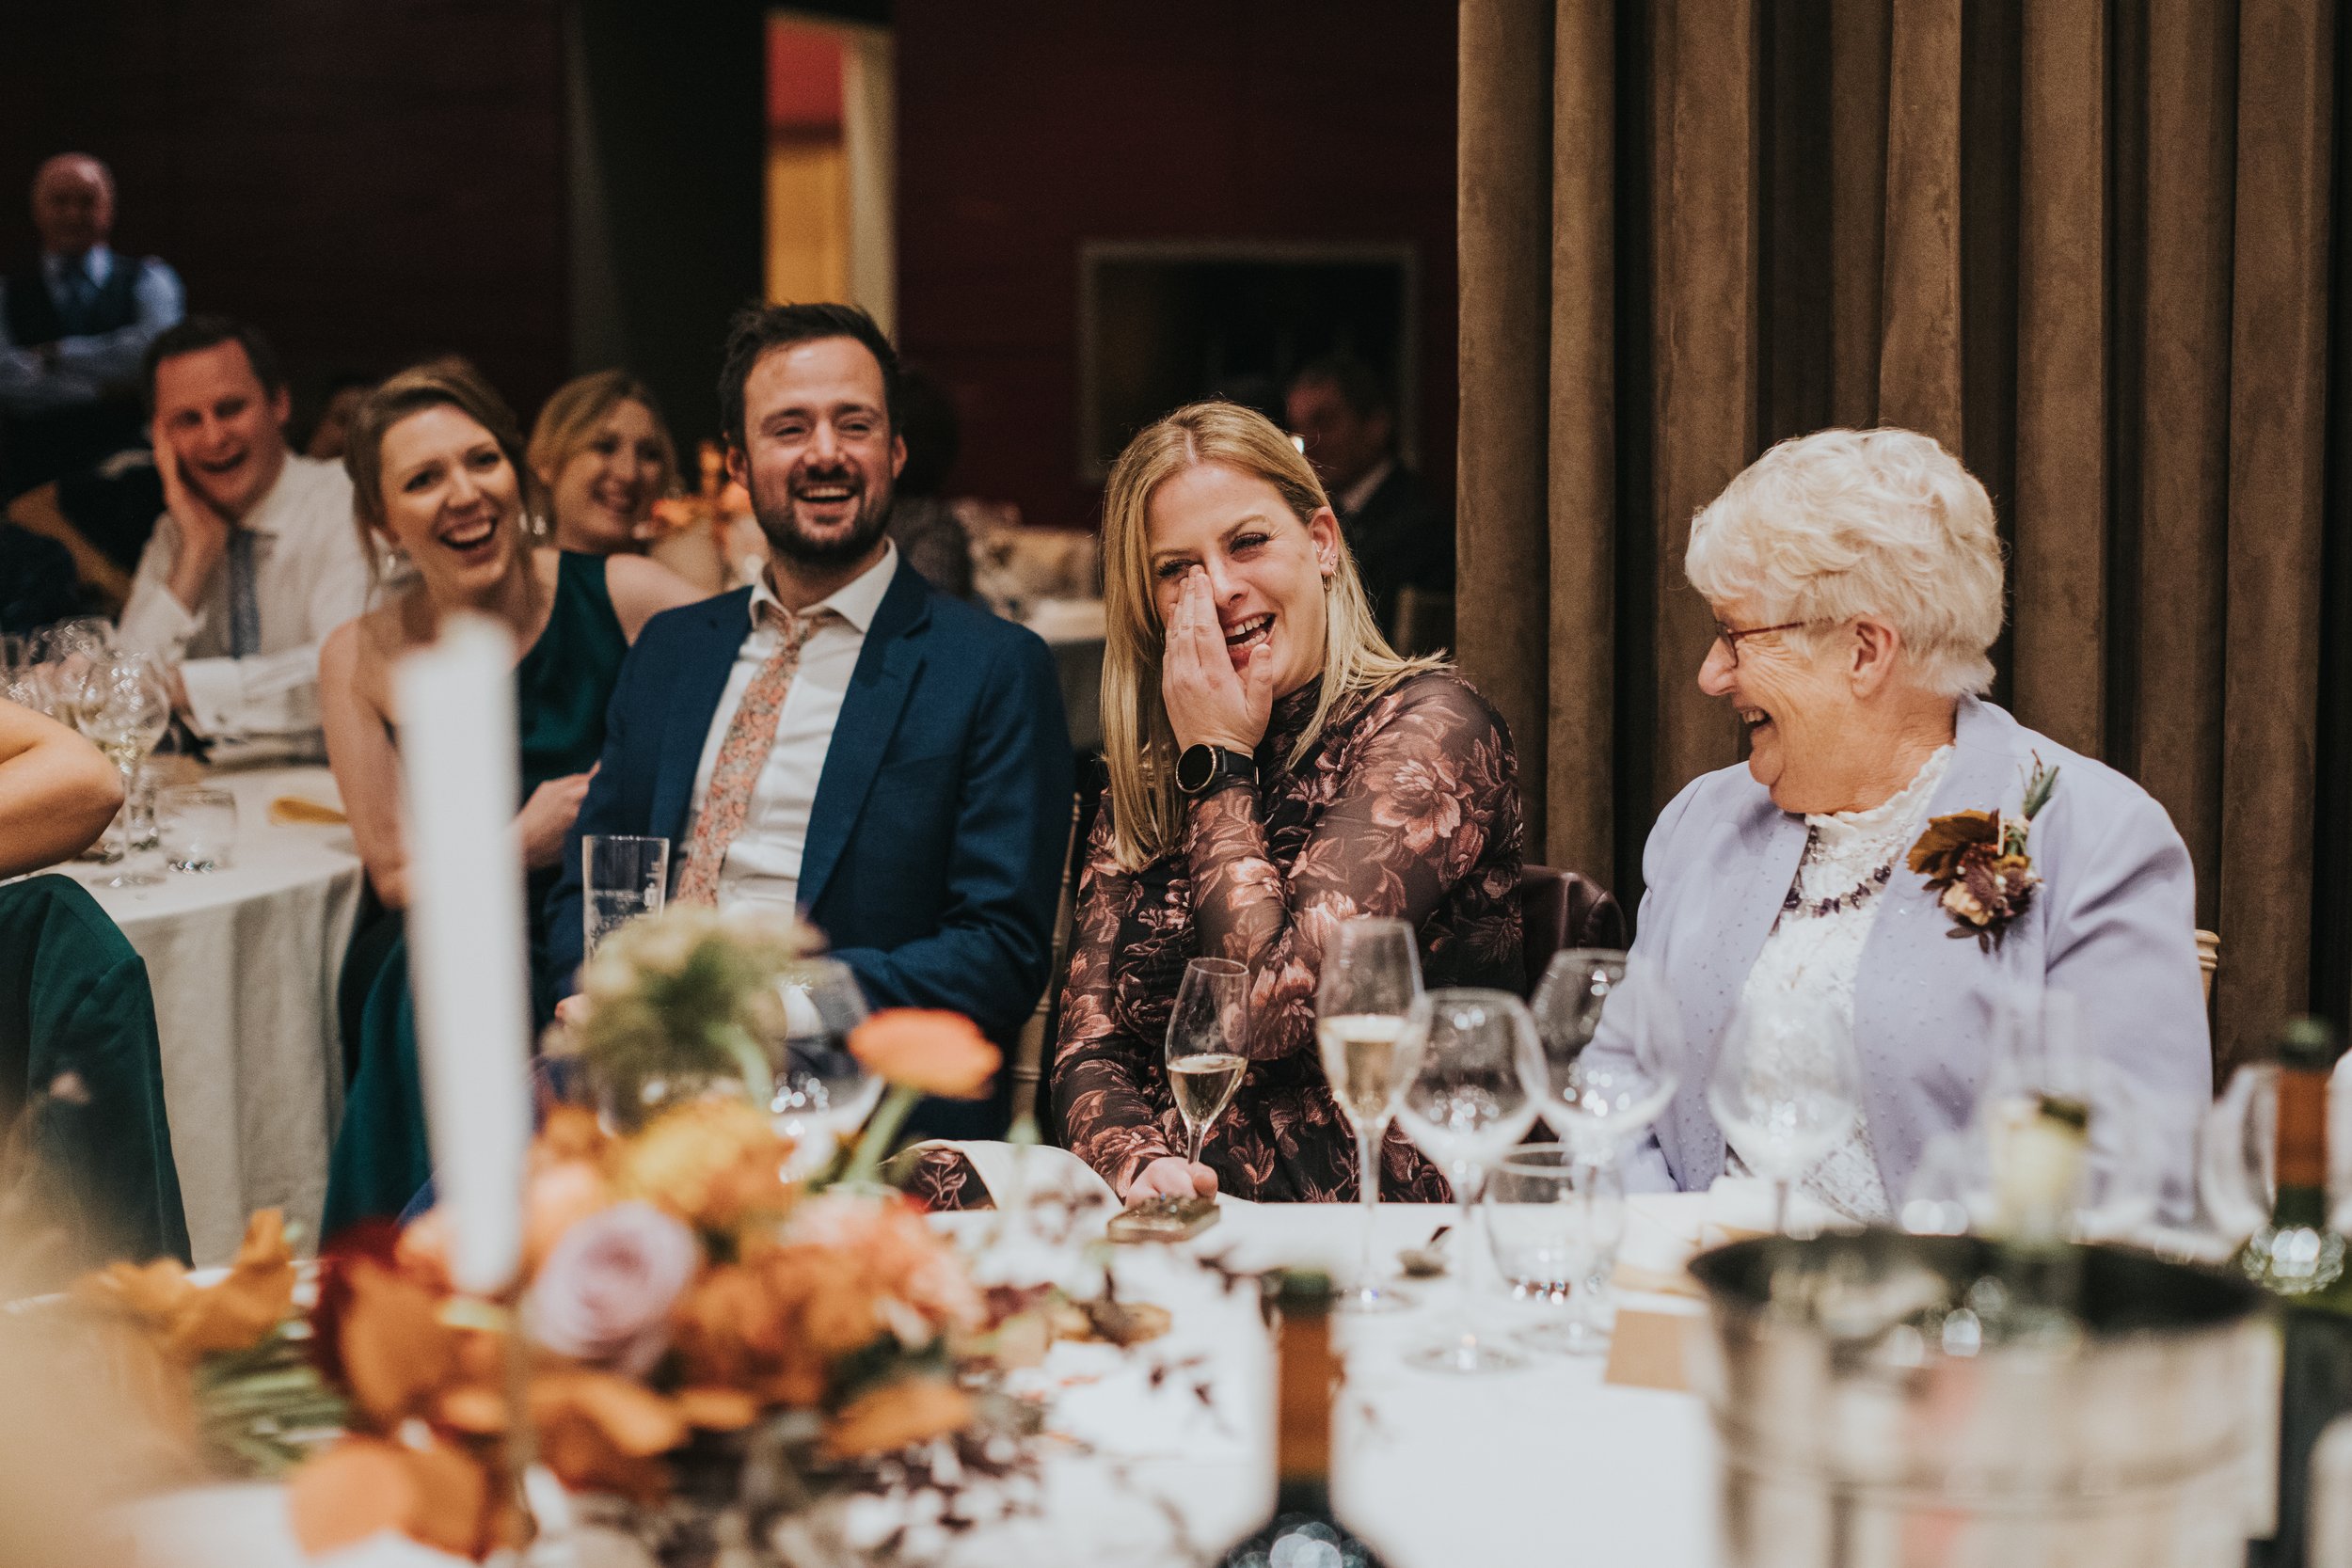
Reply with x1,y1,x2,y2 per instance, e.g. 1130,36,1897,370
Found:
1609,426,2208,1220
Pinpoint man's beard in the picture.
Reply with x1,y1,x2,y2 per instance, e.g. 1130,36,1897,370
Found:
752,467,895,569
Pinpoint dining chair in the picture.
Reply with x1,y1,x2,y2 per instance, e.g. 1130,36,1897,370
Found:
1517,864,1628,996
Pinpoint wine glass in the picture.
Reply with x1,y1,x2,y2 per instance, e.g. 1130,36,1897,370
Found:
1979,985,2163,1238
1316,917,1425,1314
1706,993,1861,1235
72,653,173,886
768,957,882,1170
1527,950,1680,1348
1393,988,1545,1373
2199,1062,2279,1245
1165,957,1249,1186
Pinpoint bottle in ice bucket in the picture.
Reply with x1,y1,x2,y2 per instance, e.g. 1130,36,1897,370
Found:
2240,1017,2351,1568
1221,1269,1385,1568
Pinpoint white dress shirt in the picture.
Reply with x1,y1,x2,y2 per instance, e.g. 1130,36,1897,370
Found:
117,453,375,758
685,543,899,915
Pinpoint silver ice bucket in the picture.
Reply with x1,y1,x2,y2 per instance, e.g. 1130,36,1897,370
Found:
1687,1230,2265,1568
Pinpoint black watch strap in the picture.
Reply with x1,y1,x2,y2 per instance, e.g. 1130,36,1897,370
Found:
1176,743,1257,798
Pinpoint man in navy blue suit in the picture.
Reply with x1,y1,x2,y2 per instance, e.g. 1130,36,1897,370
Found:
548,304,1071,1138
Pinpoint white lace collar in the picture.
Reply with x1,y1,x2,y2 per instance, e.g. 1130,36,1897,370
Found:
1799,745,1954,883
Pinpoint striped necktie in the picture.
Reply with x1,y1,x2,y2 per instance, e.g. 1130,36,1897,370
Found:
227,531,262,657
674,607,821,907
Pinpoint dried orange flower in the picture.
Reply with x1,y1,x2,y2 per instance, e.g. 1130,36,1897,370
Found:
820,1376,973,1460
171,1209,298,1356
73,1210,294,1359
615,1099,796,1230
849,1009,998,1100
286,1433,500,1561
334,1259,463,1429
529,1370,687,1502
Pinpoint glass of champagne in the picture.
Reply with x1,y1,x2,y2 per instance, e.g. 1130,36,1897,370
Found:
1706,992,1861,1234
72,654,172,886
1165,957,1249,1190
581,834,670,958
1393,989,1545,1373
1316,916,1424,1313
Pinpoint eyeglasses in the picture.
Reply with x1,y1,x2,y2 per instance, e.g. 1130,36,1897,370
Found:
1711,618,1809,666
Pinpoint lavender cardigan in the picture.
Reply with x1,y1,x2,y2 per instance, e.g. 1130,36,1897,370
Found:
1606,696,2211,1206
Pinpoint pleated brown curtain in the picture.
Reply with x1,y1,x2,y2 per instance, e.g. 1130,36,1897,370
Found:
1459,0,2342,1070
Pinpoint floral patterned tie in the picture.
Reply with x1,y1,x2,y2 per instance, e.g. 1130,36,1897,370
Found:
674,608,820,907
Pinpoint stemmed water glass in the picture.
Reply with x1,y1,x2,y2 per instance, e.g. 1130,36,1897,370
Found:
1393,988,1545,1373
768,957,882,1171
1315,917,1425,1314
1527,950,1682,1350
1165,958,1250,1189
1706,993,1861,1235
72,652,173,886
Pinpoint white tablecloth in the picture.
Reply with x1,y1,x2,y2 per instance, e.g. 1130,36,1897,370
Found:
121,1195,1722,1567
64,767,363,1265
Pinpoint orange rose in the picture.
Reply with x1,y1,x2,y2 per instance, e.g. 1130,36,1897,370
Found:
820,1376,973,1460
849,1009,998,1100
523,1159,613,1274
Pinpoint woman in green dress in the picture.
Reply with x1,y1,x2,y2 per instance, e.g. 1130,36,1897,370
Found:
318,361,704,1231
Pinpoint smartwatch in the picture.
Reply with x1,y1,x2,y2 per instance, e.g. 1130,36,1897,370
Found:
1175,744,1256,798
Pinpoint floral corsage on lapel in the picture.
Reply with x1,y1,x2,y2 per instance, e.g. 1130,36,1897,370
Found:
1905,755,2059,952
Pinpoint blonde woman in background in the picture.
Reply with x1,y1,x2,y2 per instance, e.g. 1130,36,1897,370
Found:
1052,401,1523,1206
528,369,723,590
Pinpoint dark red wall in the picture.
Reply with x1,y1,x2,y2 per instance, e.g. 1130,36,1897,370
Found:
895,0,1459,531
0,3,567,420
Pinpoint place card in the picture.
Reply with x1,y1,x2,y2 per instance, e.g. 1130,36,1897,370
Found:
1603,1307,1699,1392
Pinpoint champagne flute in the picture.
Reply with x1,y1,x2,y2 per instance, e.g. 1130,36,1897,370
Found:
72,654,173,886
1316,917,1425,1313
1165,957,1249,1188
1393,989,1544,1373
1706,993,1861,1234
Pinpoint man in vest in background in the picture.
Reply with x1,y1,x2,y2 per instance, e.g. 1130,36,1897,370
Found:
0,153,185,498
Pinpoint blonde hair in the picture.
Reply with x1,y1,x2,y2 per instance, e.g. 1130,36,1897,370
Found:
1099,401,1438,870
526,370,678,524
1685,426,2006,698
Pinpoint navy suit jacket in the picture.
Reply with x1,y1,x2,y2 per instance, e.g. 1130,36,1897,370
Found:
546,562,1073,1138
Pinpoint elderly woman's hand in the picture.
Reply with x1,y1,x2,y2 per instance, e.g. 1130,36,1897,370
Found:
1123,1155,1220,1206
1161,567,1275,756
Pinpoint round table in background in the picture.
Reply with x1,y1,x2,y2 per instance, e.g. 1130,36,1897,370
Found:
64,766,362,1265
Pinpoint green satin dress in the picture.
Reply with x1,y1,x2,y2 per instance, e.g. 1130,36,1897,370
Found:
323,553,628,1234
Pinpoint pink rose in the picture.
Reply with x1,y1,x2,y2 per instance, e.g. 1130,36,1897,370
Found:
524,1201,697,1376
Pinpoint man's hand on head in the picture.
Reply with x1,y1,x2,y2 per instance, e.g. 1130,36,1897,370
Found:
153,428,232,616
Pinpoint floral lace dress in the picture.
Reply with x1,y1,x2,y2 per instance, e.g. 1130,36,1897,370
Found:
1052,672,1524,1202
1724,746,1953,1222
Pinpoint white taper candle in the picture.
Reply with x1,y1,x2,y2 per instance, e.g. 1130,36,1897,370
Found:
392,614,531,1295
